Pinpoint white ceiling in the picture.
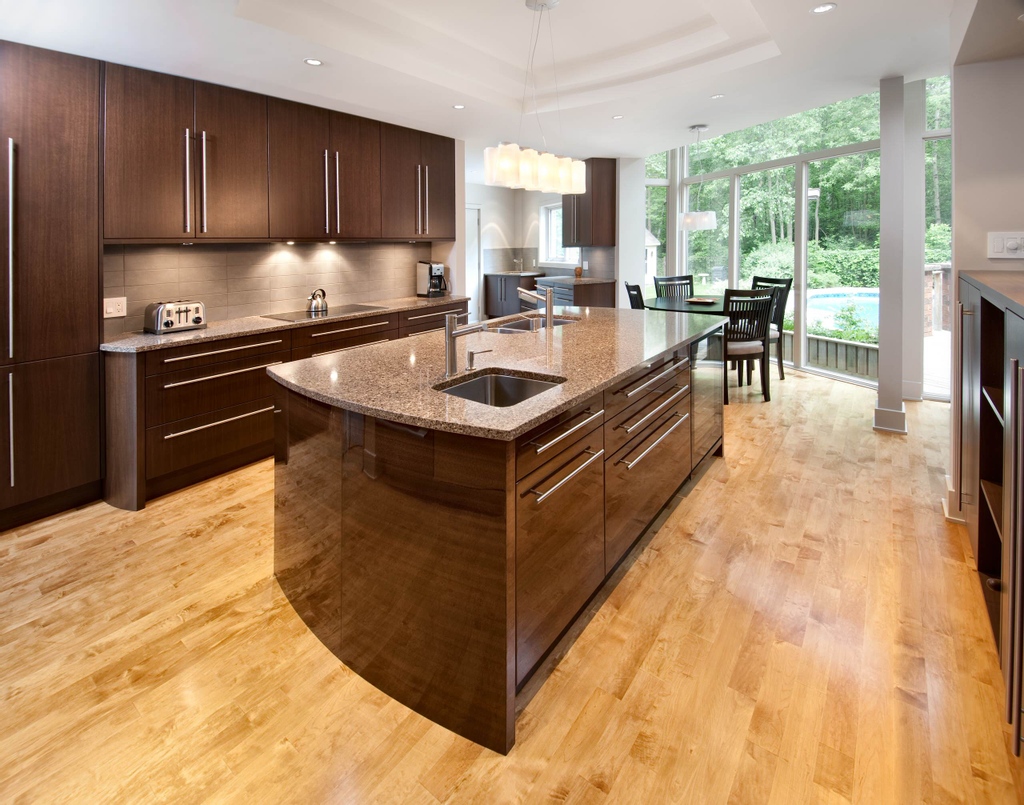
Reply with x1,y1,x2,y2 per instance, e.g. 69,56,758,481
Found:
0,0,953,181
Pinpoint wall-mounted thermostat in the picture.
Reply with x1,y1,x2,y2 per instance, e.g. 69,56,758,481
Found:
989,233,1024,259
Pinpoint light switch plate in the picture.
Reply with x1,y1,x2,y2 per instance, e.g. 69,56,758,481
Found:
103,296,127,318
988,232,1024,259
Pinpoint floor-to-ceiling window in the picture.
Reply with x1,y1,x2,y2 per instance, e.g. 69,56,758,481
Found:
644,152,670,296
684,178,730,295
924,76,952,400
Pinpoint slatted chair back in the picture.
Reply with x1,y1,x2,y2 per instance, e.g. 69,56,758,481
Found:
751,275,793,331
653,275,695,299
624,283,646,310
724,288,775,343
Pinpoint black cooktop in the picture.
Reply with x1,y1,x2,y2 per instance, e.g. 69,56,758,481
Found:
262,304,385,323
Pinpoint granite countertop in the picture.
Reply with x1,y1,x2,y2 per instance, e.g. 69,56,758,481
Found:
962,271,1024,313
100,295,471,353
483,271,545,277
537,276,615,285
269,307,726,441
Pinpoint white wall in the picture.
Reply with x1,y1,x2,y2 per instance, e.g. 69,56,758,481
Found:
465,183,518,252
432,139,466,296
518,190,562,255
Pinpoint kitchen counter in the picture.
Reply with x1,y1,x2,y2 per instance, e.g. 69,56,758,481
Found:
100,295,470,353
536,275,615,285
482,271,544,277
269,307,725,440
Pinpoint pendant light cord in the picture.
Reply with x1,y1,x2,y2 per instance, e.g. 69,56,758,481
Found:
546,9,564,149
517,8,544,146
528,7,547,150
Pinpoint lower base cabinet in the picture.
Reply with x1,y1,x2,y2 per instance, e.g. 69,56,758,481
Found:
0,354,101,523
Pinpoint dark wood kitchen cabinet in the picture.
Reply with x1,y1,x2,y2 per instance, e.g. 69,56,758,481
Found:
268,98,330,239
1,42,100,363
484,273,542,318
562,158,616,248
380,124,456,240
331,112,381,239
104,65,270,239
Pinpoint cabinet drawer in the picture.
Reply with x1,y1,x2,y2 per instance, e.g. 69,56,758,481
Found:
603,352,690,420
145,331,292,376
516,429,605,684
145,398,275,479
291,329,396,360
398,302,468,329
605,372,690,457
291,314,398,349
146,349,290,426
399,319,448,338
605,395,692,574
515,393,604,481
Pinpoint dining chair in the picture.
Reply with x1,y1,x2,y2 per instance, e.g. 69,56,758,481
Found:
723,288,776,404
624,282,646,310
751,275,793,380
653,275,695,299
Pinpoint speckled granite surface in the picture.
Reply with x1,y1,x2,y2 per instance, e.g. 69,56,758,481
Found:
269,307,726,441
100,295,471,353
537,276,616,286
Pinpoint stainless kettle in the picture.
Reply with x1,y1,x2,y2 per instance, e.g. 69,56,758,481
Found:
306,288,328,313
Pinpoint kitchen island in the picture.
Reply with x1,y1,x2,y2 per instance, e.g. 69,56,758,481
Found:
268,307,725,753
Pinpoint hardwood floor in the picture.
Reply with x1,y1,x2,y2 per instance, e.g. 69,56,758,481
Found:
1,371,1022,803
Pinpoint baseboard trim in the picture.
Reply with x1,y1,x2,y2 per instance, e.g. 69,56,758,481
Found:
873,403,908,434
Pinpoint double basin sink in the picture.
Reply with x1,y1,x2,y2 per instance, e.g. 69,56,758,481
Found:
436,315,576,407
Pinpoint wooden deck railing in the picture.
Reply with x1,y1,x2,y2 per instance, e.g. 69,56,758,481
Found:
781,331,878,381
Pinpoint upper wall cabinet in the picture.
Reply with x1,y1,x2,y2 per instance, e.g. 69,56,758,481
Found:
563,158,616,248
332,112,382,239
268,98,330,240
0,42,100,362
380,124,455,240
104,65,270,240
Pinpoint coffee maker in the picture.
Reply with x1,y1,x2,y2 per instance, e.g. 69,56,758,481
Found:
416,261,449,298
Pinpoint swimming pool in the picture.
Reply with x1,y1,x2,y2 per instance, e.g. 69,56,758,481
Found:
806,288,879,330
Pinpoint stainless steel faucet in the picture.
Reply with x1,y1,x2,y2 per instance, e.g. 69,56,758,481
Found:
517,286,554,330
444,313,487,378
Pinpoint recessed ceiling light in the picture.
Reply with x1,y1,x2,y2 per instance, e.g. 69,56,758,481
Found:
811,3,837,12
613,115,624,120
453,104,466,110
711,94,725,100
303,58,323,67
286,241,295,245
328,241,337,245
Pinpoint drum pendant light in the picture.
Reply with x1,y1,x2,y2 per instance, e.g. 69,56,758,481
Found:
681,125,718,231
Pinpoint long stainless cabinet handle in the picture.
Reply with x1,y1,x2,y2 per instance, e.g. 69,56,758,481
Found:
958,302,974,508
623,358,690,398
618,412,690,471
201,131,208,234
164,405,274,441
335,151,341,234
162,339,283,364
7,138,13,359
313,338,388,358
7,372,12,488
1014,363,1024,756
162,361,283,389
1010,358,1021,726
405,308,463,322
424,165,429,235
532,409,604,455
619,385,690,435
323,150,330,234
416,164,422,235
528,448,604,504
184,128,191,233
310,320,389,338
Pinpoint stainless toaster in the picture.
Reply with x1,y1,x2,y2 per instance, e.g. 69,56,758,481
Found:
143,300,207,334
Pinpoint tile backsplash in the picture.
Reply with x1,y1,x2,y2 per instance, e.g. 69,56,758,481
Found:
103,242,431,338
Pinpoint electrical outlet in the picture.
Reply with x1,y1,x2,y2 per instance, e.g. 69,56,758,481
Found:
103,296,127,319
582,260,589,274
988,232,1024,259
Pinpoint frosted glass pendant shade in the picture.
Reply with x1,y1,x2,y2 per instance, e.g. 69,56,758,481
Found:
537,152,560,193
497,142,522,188
557,157,573,193
680,210,718,231
519,148,540,191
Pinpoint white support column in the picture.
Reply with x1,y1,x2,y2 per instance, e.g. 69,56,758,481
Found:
903,80,927,401
728,174,741,288
666,149,680,276
616,157,646,307
680,146,690,275
875,77,908,434
793,161,809,369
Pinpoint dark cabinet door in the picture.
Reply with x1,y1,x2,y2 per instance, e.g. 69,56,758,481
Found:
0,354,101,508
194,82,269,239
421,132,455,240
1001,310,1024,718
104,64,194,239
268,98,330,239
330,112,381,239
484,275,503,319
561,194,577,247
575,161,594,246
380,123,423,239
0,43,100,363
589,158,617,247
960,278,981,543
516,432,605,684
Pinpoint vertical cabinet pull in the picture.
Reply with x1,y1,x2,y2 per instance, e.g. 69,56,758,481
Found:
184,128,191,233
416,164,422,235
7,138,13,360
323,150,330,235
958,301,974,509
1013,363,1024,755
7,372,12,488
334,151,341,235
424,165,430,235
200,131,208,234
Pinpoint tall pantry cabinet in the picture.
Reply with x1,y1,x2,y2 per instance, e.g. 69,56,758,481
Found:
0,42,102,526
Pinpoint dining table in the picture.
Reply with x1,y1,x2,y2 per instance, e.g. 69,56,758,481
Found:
643,295,726,315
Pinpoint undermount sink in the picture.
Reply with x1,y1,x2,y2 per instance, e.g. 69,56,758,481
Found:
437,372,564,407
491,317,578,334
